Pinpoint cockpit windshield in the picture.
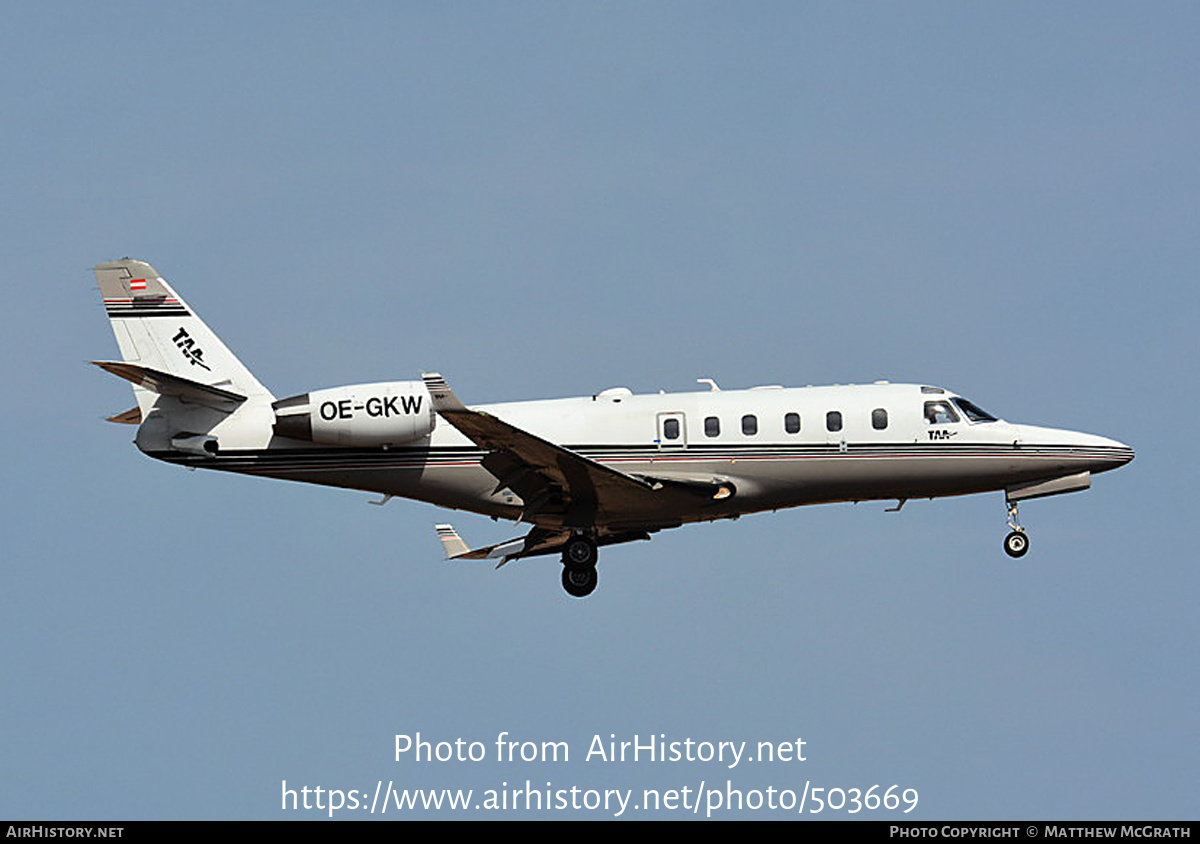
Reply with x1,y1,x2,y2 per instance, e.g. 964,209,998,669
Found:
951,397,998,423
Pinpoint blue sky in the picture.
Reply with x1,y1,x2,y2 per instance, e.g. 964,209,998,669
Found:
2,2,1197,819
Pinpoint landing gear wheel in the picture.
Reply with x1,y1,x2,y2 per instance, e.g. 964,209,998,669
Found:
1004,530,1030,558
563,536,598,569
1003,500,1030,558
561,564,598,598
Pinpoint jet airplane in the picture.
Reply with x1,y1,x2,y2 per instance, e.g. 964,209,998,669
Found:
93,259,1134,597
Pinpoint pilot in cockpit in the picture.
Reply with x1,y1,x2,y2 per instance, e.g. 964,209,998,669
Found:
924,401,958,425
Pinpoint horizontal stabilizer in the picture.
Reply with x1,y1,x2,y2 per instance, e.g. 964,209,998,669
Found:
92,360,246,409
105,407,142,425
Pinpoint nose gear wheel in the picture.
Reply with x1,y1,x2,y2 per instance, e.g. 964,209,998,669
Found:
1004,501,1030,558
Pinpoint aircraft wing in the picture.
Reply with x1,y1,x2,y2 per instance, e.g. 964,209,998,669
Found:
423,373,711,528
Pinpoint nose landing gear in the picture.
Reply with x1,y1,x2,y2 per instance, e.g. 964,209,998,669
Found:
1003,501,1030,558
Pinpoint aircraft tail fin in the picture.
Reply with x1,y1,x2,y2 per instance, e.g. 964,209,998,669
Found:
93,258,272,415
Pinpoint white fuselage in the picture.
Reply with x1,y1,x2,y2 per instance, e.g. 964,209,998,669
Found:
142,382,1134,533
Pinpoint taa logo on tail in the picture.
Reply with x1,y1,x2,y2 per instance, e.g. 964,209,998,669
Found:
172,327,211,371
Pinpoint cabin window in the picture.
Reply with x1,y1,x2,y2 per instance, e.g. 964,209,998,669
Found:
872,408,888,430
742,414,758,436
663,418,681,440
784,412,801,434
704,416,720,437
924,401,959,425
826,411,842,432
952,397,998,422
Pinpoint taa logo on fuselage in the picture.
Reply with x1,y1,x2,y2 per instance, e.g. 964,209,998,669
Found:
928,429,957,440
173,327,211,371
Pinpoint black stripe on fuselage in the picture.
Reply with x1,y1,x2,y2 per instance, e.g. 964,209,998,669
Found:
144,442,1133,472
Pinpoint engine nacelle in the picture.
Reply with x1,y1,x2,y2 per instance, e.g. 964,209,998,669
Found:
272,381,435,446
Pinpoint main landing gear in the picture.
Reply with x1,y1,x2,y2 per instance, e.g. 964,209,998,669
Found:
561,535,599,598
1003,501,1030,558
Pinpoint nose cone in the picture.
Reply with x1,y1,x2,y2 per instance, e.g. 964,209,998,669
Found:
1013,425,1135,473
1087,434,1135,472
